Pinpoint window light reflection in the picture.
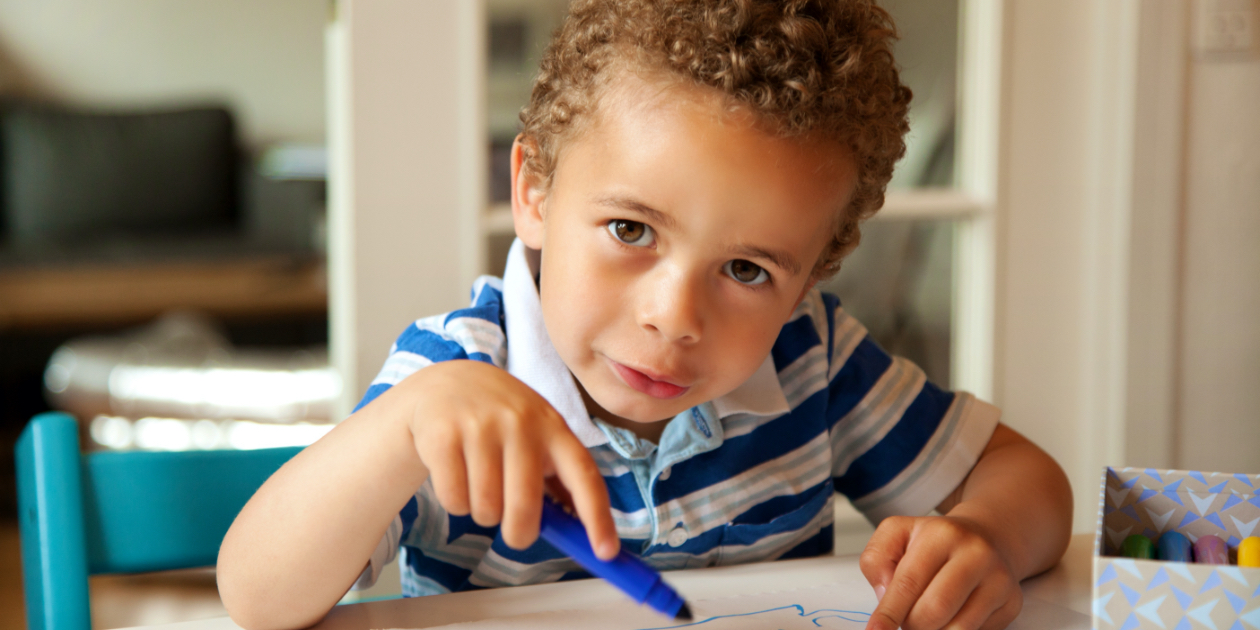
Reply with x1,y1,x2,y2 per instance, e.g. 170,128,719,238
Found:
91,415,334,451
107,365,341,421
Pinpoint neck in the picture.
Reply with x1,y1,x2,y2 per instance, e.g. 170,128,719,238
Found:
575,378,671,444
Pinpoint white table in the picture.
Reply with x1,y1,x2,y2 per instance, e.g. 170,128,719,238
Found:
140,534,1095,630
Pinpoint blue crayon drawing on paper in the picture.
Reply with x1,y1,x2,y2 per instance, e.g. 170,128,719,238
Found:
425,581,891,630
638,604,872,629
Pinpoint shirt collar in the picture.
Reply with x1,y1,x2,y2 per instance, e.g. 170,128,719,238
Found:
501,238,790,448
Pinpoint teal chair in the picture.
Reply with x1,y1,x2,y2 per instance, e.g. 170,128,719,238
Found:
16,412,302,630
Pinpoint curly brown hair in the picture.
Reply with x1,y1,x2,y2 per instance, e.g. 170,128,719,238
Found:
519,0,911,279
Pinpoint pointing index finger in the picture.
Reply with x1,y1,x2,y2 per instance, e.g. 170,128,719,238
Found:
547,431,619,560
860,517,913,600
865,533,950,630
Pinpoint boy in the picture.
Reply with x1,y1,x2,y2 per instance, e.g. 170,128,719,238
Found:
218,1,1073,629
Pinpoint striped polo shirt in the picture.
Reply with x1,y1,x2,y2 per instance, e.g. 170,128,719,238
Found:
352,239,999,596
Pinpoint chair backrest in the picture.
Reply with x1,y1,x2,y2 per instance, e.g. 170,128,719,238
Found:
16,412,301,630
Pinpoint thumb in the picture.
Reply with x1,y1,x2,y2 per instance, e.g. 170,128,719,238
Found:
858,516,914,603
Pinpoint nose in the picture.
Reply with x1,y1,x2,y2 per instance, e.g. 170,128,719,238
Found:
637,267,703,344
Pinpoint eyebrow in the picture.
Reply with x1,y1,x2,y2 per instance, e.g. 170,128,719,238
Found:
731,244,802,277
593,194,803,277
593,195,678,230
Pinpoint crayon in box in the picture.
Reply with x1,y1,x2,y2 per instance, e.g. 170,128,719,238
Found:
1093,467,1260,630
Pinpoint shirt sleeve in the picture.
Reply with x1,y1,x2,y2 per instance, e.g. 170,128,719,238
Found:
352,279,506,413
821,293,1000,524
350,515,402,591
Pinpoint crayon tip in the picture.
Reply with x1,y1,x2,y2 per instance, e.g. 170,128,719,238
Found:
675,602,693,622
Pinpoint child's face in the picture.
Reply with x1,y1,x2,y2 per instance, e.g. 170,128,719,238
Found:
512,74,857,429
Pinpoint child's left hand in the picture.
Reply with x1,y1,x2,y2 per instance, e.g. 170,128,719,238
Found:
859,514,1023,630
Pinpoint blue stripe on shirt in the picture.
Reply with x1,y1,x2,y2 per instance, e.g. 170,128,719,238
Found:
821,293,840,361
490,537,565,564
466,351,498,365
399,496,420,541
404,546,474,593
443,306,501,329
471,278,504,309
446,514,500,544
833,381,955,500
779,525,834,559
397,328,476,362
730,480,831,525
354,304,503,411
654,411,825,502
605,471,647,514
717,481,829,548
825,336,893,427
354,383,393,413
771,315,823,371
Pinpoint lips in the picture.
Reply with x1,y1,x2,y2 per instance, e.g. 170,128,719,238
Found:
609,361,689,400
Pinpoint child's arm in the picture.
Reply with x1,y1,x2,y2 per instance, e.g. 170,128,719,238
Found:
216,360,618,630
858,423,1072,630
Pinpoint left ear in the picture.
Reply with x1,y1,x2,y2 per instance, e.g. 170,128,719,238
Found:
510,134,547,250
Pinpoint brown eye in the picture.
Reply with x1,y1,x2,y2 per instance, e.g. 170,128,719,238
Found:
608,220,654,246
724,259,769,285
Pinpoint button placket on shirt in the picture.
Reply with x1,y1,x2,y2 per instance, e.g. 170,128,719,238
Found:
594,404,728,552
593,419,666,550
648,403,727,552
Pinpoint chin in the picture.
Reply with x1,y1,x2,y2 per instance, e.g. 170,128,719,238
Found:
601,391,691,423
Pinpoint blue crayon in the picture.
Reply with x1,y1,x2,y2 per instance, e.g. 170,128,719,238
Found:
1157,531,1192,562
539,495,693,621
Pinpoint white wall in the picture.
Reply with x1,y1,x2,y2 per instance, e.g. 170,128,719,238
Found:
0,0,326,149
996,0,1260,532
1176,54,1260,473
327,0,486,415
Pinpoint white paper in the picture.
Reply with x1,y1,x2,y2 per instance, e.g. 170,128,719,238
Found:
413,583,1089,630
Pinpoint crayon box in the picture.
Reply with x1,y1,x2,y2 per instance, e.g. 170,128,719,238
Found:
1094,467,1260,630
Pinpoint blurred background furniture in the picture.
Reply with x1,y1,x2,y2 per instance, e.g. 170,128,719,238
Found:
45,312,338,452
15,411,301,630
0,98,330,512
0,3,333,626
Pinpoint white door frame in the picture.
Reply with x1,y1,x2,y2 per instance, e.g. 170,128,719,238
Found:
327,0,486,417
994,0,1185,532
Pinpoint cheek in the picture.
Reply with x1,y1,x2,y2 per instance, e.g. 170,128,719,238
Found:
709,309,786,365
539,255,621,343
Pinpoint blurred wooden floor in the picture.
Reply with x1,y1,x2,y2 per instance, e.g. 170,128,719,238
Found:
0,519,227,630
1,521,26,630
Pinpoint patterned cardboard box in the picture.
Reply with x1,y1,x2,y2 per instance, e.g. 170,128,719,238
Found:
1093,467,1260,630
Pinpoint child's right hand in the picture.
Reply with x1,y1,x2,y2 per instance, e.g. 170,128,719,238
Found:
402,359,620,559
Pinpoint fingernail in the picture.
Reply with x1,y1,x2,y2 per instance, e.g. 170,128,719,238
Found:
874,585,885,602
599,541,617,559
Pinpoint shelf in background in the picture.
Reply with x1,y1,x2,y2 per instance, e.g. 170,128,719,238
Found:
0,256,327,331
